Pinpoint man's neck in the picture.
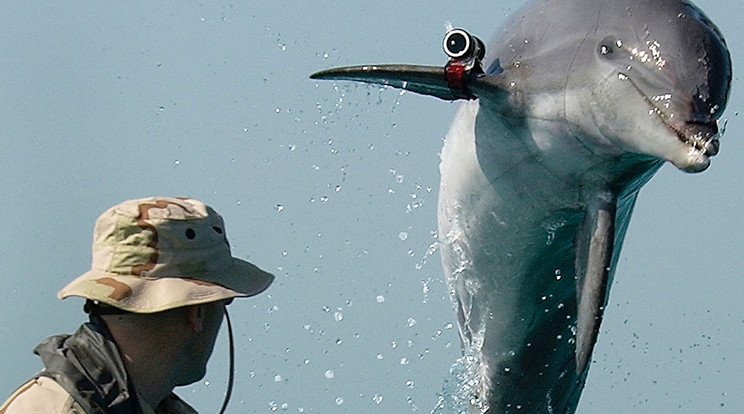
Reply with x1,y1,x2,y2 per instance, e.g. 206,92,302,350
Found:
102,317,179,408
124,354,175,408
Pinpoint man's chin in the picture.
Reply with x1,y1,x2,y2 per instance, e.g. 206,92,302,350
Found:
175,368,207,386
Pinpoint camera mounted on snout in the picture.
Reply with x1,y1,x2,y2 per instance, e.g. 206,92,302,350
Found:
442,28,485,99
443,28,486,61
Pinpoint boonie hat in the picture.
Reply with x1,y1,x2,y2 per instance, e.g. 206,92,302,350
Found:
59,197,274,313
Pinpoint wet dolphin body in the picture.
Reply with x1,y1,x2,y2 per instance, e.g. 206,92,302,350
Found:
311,0,732,412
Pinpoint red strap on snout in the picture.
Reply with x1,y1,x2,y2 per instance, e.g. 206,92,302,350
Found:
445,62,467,89
444,61,477,100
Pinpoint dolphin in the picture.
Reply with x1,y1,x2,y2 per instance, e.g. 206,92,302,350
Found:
310,0,732,412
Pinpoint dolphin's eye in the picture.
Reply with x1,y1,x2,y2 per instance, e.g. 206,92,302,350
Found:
443,29,485,61
598,36,616,58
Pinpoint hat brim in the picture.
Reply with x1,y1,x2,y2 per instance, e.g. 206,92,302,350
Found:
58,258,274,313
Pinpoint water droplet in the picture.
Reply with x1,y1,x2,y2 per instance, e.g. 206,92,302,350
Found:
325,370,335,379
376,295,385,303
335,397,344,405
400,358,409,365
399,232,408,240
276,204,284,212
373,394,384,404
334,311,343,322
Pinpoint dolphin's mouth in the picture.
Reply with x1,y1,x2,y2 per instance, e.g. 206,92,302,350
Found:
626,74,720,159
665,118,720,157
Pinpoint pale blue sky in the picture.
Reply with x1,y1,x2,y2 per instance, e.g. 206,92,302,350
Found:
1,1,742,412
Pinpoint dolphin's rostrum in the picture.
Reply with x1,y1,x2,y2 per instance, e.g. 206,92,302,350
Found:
311,0,732,412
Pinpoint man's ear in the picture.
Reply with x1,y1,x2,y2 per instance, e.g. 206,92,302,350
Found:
186,305,204,332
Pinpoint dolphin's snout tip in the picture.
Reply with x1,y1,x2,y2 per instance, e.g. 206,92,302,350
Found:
666,119,721,172
671,150,712,173
681,120,721,157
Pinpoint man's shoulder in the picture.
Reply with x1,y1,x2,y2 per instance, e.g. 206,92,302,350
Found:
0,376,87,414
1,377,198,414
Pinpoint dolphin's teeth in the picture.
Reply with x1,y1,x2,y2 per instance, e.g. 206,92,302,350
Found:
674,126,720,156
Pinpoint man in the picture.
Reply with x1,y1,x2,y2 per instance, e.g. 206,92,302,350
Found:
0,197,274,414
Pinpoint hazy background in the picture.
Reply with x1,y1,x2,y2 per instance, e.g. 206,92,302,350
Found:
1,1,741,412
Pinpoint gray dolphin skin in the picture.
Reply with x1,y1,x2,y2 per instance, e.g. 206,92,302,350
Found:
311,0,732,413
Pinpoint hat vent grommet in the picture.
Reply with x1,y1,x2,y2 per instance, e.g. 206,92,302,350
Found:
185,228,196,239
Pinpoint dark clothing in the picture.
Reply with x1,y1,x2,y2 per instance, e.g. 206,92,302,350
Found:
1,318,196,414
33,318,143,414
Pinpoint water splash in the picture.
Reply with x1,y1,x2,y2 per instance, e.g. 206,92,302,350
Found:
430,314,490,414
430,353,489,414
415,240,440,271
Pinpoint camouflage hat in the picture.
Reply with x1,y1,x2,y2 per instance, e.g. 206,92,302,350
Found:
58,197,274,313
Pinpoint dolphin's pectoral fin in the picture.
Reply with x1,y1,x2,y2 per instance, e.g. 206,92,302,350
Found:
574,190,618,375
